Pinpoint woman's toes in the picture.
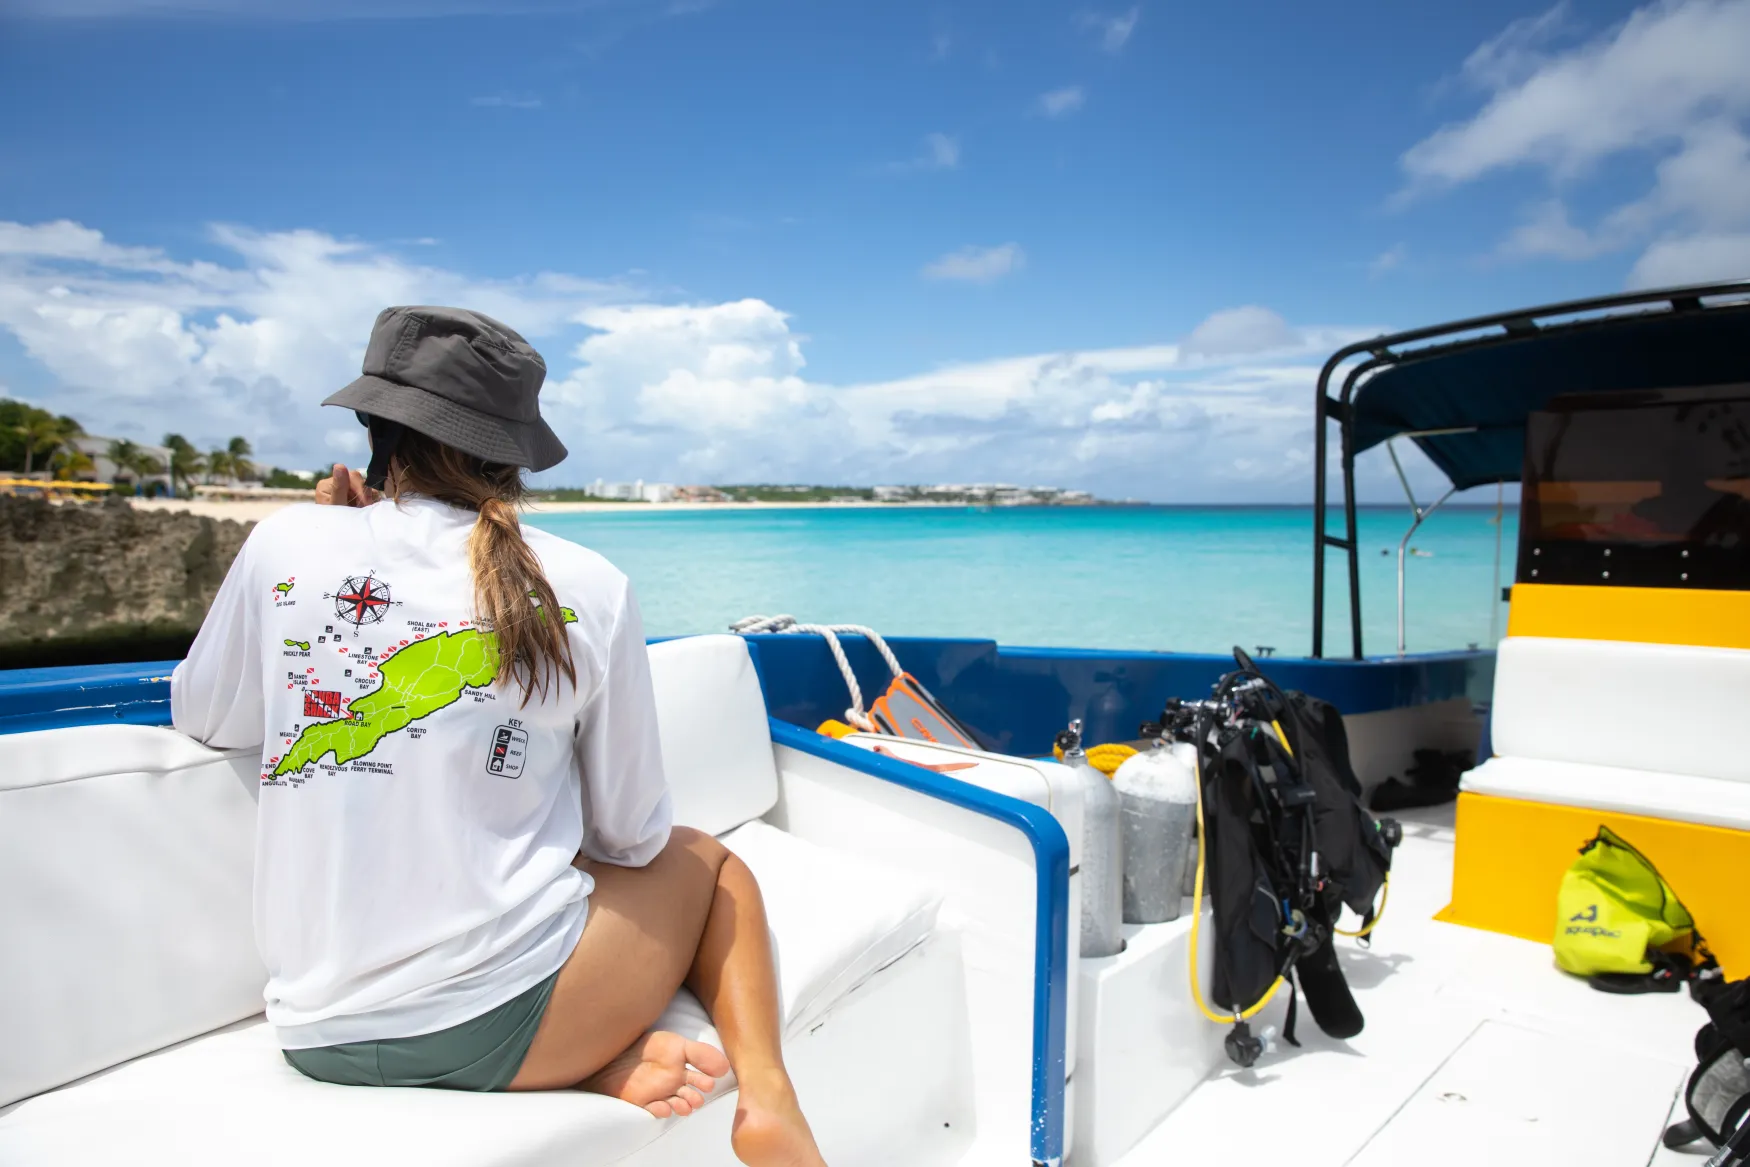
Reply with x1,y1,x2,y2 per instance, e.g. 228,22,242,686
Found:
646,1100,674,1119
687,1069,717,1095
677,1085,705,1109
684,1039,731,1078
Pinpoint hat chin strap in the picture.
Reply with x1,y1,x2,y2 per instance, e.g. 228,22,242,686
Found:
364,416,406,492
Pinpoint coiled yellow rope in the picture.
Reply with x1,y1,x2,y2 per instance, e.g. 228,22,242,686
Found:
1050,741,1138,775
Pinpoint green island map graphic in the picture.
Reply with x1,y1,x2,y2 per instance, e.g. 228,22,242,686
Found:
272,606,577,777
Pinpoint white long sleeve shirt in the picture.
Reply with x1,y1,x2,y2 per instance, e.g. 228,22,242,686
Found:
171,497,672,1049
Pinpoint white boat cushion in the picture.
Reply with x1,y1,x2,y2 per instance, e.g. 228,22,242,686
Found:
1490,636,1750,785
0,824,945,1167
0,725,266,1109
1462,755,1750,832
0,1017,664,1167
648,636,781,836
719,820,943,1035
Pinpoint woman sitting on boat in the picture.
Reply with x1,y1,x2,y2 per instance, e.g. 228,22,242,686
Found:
170,305,826,1167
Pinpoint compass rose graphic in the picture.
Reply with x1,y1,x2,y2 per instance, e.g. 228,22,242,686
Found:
327,574,400,627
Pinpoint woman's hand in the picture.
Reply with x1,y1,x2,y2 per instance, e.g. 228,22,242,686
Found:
315,463,379,507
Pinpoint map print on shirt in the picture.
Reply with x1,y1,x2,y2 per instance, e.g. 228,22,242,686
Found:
269,575,578,780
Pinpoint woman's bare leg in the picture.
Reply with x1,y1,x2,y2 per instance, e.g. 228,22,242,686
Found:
509,826,729,1113
509,826,825,1166
685,849,825,1167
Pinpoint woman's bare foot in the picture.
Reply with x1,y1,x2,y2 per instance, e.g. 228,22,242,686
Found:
581,1030,730,1118
730,1068,827,1167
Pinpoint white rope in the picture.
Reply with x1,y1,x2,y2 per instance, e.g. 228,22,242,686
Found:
730,614,904,732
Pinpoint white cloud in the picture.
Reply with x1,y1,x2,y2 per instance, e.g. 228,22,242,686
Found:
887,133,960,173
1497,199,1613,260
1401,0,1750,283
1081,6,1140,52
0,220,1385,501
1404,1,1750,186
1037,86,1086,118
1627,231,1750,286
921,243,1025,284
0,220,626,469
1181,306,1299,357
325,427,366,454
1368,243,1408,277
1453,2,1574,93
470,93,543,110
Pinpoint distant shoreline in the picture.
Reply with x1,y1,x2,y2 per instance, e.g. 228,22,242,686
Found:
125,497,986,521
125,497,1519,523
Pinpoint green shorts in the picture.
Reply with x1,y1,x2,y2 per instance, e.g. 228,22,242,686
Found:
282,970,560,1092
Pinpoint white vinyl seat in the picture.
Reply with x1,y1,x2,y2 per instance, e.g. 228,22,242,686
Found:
1463,635,1750,824
0,820,941,1167
0,635,949,1167
1463,755,1750,831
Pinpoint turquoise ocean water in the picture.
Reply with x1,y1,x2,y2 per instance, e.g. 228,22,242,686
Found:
526,505,1521,658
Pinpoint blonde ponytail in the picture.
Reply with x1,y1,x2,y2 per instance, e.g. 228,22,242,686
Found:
389,429,577,705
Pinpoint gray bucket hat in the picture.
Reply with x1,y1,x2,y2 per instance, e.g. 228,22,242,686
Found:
323,305,568,472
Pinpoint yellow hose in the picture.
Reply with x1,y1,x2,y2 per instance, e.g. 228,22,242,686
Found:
1187,737,1285,1024
1334,875,1390,937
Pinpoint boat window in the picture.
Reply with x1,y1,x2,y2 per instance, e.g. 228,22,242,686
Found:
1518,384,1750,590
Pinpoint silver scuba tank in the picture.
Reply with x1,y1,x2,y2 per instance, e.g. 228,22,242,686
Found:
1172,740,1202,897
1111,741,1199,923
1061,719,1124,958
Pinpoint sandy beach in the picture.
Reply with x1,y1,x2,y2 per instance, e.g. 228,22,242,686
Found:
126,496,929,522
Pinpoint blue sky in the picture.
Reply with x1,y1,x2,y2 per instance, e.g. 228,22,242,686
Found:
2,0,1748,500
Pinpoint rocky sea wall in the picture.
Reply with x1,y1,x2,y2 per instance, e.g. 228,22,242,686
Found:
0,495,252,669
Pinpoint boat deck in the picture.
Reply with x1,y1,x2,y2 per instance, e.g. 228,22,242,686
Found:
1116,803,1707,1166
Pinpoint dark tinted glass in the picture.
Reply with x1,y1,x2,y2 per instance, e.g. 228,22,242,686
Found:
1518,385,1750,590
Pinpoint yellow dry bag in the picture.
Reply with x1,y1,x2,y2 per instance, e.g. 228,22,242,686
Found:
1554,825,1696,978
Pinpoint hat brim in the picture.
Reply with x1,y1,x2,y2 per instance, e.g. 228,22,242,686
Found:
323,376,568,473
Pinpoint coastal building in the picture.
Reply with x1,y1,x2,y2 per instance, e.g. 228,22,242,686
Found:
585,478,677,503
68,435,173,494
674,485,728,503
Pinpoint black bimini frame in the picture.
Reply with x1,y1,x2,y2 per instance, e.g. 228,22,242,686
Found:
1311,279,1750,659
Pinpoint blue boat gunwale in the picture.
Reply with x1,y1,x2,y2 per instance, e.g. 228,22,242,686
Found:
766,718,1072,1167
0,637,1495,743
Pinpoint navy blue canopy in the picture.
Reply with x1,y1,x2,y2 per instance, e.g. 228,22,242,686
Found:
1346,291,1750,490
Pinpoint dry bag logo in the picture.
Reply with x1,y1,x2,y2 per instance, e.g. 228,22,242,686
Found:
1564,903,1620,939
487,721,528,778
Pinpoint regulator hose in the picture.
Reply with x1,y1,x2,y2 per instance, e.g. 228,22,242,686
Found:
1187,715,1286,1025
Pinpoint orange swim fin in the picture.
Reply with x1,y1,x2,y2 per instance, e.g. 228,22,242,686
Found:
869,673,979,748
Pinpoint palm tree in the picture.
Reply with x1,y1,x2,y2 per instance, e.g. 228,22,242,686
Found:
11,415,68,476
106,439,163,487
205,447,232,483
163,434,205,498
227,436,255,482
51,447,96,481
106,439,141,483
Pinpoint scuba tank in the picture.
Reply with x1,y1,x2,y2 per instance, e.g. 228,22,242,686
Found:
1060,719,1124,958
1170,740,1202,898
1111,742,1197,924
